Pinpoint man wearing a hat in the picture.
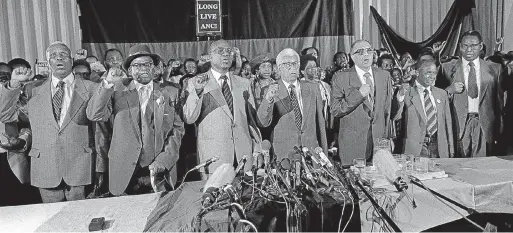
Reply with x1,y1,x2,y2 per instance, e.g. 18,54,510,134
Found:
250,53,275,107
87,44,184,195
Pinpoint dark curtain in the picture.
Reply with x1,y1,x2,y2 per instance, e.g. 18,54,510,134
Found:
77,0,353,43
370,0,476,59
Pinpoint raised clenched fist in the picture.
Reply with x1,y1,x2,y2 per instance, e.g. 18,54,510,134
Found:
265,83,279,102
359,84,371,97
10,67,32,87
105,67,125,84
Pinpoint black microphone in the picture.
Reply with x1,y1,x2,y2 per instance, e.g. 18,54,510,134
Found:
193,156,220,171
373,150,417,208
279,158,292,187
314,147,332,168
288,152,302,188
299,148,316,185
301,147,321,166
202,187,220,207
234,155,248,175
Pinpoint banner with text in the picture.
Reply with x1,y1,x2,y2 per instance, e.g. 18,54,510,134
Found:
196,0,222,36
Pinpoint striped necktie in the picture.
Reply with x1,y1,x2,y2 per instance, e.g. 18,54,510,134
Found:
289,84,302,130
220,75,233,115
467,61,478,99
364,72,374,106
52,81,65,123
423,89,437,136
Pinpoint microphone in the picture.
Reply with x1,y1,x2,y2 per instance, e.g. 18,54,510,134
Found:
252,152,260,173
261,140,272,169
373,149,417,208
202,187,220,207
301,147,321,166
234,155,248,175
299,148,316,185
279,158,292,187
193,156,220,171
314,147,332,168
288,152,302,188
203,163,235,193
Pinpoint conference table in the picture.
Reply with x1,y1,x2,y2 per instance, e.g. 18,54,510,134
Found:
1,156,513,232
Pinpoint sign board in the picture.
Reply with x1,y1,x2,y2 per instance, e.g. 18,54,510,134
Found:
196,0,222,36
34,60,50,77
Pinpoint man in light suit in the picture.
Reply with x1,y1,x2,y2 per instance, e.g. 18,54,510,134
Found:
396,60,454,158
183,40,261,178
257,49,328,160
331,40,403,166
87,45,184,195
436,31,504,157
0,42,102,203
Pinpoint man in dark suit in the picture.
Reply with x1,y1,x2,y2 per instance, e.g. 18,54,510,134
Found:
331,40,403,166
0,42,102,203
396,60,454,158
257,48,328,160
87,45,184,195
436,31,504,157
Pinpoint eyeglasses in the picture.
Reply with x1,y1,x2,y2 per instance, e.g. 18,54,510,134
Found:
49,52,71,59
212,47,233,55
131,62,154,69
279,62,299,69
352,48,375,56
461,43,481,50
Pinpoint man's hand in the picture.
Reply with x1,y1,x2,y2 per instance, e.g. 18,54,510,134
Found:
75,49,87,60
396,84,406,98
447,82,465,94
359,84,371,97
432,41,447,53
193,73,209,93
149,160,166,174
265,83,279,102
10,67,32,88
105,68,125,84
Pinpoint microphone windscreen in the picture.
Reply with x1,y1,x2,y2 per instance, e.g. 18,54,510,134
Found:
262,140,272,151
372,149,400,183
203,163,235,192
314,147,323,154
280,158,291,171
288,152,302,162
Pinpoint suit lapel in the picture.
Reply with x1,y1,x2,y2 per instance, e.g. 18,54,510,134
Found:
59,78,87,131
125,81,142,141
409,85,427,125
36,80,59,130
479,59,491,105
349,67,372,117
203,70,233,120
432,88,444,129
278,79,292,112
300,81,310,129
153,83,164,141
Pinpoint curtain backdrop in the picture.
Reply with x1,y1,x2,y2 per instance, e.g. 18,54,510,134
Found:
0,0,81,65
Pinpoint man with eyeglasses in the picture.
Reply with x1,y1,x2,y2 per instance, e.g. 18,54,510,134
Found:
183,40,261,179
331,40,403,166
256,48,328,161
87,44,184,195
436,30,504,157
0,41,102,203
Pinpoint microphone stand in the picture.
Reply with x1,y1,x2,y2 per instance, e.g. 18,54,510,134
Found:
336,165,360,201
349,170,402,232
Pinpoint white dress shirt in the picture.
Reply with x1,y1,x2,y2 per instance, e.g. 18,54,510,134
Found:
51,74,75,127
134,81,154,116
211,69,232,90
355,65,374,87
281,79,303,115
415,81,437,117
462,58,481,113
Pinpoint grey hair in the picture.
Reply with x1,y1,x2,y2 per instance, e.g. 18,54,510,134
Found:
350,39,371,53
276,48,300,66
417,59,437,72
45,41,71,60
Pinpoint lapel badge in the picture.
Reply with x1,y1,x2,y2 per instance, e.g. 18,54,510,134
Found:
436,99,441,104
156,95,165,107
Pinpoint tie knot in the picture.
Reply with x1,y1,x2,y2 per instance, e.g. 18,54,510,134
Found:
289,84,295,90
364,72,371,78
424,89,429,95
220,75,228,81
468,61,475,67
57,81,65,88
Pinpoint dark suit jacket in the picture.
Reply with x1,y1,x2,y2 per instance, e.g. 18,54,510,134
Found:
0,78,99,188
437,59,503,148
330,67,395,165
395,84,454,158
256,79,328,160
87,80,184,195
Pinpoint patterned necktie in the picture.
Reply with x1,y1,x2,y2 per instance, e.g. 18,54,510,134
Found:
364,72,374,105
220,75,233,114
467,61,478,99
139,85,150,116
52,81,65,123
289,84,302,130
424,89,438,136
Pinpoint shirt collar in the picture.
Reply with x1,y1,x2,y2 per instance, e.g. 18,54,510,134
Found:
355,65,373,78
281,78,299,89
134,80,154,93
52,73,74,88
211,69,230,83
463,57,480,70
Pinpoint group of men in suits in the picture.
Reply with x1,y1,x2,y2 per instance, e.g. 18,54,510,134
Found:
0,29,505,204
